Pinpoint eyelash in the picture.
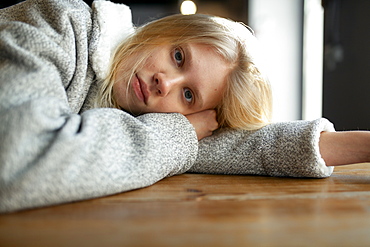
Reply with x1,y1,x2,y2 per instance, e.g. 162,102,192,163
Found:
183,88,194,104
173,47,185,67
173,47,193,104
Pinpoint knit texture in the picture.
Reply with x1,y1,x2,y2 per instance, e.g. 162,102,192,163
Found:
0,0,197,213
191,119,335,178
0,0,334,213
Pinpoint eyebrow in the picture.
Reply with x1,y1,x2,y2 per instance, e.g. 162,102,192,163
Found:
183,44,204,111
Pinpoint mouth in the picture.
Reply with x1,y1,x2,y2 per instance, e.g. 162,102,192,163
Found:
132,74,149,104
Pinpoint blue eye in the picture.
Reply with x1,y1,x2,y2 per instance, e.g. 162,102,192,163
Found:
174,48,184,67
184,88,193,103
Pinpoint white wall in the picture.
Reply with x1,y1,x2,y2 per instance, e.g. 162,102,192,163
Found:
249,0,324,122
249,0,303,122
302,0,324,120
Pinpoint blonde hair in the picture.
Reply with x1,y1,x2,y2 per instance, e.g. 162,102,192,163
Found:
96,14,272,130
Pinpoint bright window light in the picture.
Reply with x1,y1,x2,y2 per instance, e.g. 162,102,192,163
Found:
302,0,324,120
180,0,197,15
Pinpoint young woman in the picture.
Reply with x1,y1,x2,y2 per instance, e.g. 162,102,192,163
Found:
0,0,369,213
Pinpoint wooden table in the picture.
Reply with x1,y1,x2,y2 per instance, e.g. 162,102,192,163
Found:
1,163,370,247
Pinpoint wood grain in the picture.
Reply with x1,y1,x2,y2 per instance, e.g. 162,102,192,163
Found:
1,163,370,246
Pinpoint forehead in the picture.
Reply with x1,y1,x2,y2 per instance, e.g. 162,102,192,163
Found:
186,43,230,111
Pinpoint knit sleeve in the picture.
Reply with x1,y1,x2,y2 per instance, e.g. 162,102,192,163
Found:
0,0,197,213
189,118,335,178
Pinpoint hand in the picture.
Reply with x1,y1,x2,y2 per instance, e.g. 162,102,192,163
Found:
185,110,219,140
319,131,370,166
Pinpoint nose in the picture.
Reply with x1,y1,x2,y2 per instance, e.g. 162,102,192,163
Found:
154,72,183,97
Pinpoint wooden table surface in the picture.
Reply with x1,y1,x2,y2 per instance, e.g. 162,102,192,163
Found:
1,163,370,247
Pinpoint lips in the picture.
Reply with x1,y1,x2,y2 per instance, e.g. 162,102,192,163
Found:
132,74,149,104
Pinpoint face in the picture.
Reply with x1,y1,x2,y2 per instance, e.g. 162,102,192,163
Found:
113,43,230,116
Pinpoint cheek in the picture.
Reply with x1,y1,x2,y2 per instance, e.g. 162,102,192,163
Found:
209,87,226,108
142,55,153,66
112,83,121,101
112,74,133,105
112,83,126,107
142,48,168,70
143,57,160,71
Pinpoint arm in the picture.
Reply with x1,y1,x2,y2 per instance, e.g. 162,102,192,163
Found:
319,131,370,166
189,119,336,178
0,0,197,213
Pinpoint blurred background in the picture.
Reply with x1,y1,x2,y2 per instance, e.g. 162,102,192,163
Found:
1,0,369,130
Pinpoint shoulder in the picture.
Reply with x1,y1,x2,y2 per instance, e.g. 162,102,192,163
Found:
0,0,92,23
30,0,91,12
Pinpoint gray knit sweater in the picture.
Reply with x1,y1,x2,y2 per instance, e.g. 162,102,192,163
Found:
0,0,334,213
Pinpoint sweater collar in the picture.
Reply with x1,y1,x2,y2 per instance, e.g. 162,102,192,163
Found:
90,0,134,80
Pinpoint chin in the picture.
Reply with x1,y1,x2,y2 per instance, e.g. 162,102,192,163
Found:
123,107,146,117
